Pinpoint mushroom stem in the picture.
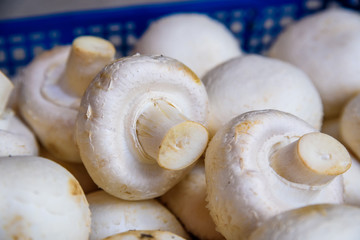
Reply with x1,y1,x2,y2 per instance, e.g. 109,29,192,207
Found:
136,99,209,170
270,132,351,185
62,36,115,97
0,71,14,115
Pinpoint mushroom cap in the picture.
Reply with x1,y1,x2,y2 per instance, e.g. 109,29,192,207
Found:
249,204,360,240
342,155,360,207
133,13,241,78
17,46,81,162
0,109,38,156
102,230,186,240
76,54,208,200
87,190,189,240
161,160,224,240
205,110,344,240
340,93,360,159
0,156,91,240
39,146,99,194
269,8,360,119
202,54,323,136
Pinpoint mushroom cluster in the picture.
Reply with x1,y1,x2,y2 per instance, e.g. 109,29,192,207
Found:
2,6,360,240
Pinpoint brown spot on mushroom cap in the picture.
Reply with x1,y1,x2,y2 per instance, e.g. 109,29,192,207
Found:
235,120,263,135
290,204,329,217
68,177,84,196
178,64,201,85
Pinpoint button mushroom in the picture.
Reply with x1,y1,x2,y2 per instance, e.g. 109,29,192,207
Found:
249,204,360,240
269,8,360,119
17,36,115,162
133,13,242,78
205,110,350,240
202,54,323,136
76,54,209,200
0,156,91,240
87,190,189,240
0,71,38,156
103,230,186,240
161,160,224,240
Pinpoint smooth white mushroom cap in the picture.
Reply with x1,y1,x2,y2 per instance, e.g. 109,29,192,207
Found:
0,156,91,240
0,72,38,156
205,110,347,240
161,160,224,240
340,93,360,159
269,8,360,119
76,54,209,200
0,110,38,156
343,155,360,207
87,190,189,240
18,36,115,163
202,54,323,136
133,13,241,78
103,230,186,240
249,204,360,240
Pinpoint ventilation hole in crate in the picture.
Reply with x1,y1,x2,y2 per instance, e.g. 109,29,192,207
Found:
49,30,60,39
0,68,9,76
262,34,272,45
109,35,122,47
126,22,135,30
89,25,103,34
231,21,243,33
305,0,323,10
232,10,243,18
30,32,44,41
12,48,26,61
264,19,275,29
108,23,122,32
280,16,294,26
0,50,6,62
10,35,24,44
74,27,86,36
32,46,45,56
126,34,137,46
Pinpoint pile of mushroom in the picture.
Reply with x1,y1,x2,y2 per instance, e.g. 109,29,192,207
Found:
0,71,38,156
17,36,115,162
2,5,360,240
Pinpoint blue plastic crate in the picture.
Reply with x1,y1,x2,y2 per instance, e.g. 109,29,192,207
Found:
0,0,358,77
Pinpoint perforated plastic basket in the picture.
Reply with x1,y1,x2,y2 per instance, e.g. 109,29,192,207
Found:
0,0,358,77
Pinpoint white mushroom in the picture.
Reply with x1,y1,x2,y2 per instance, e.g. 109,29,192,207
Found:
76,54,209,200
0,71,38,156
269,8,360,119
133,13,241,78
18,36,115,162
340,93,360,160
249,204,360,240
0,156,91,240
87,190,189,240
161,160,224,240
205,110,350,240
202,54,323,136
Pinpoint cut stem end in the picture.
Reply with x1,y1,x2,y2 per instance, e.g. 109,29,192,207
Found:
270,132,351,185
